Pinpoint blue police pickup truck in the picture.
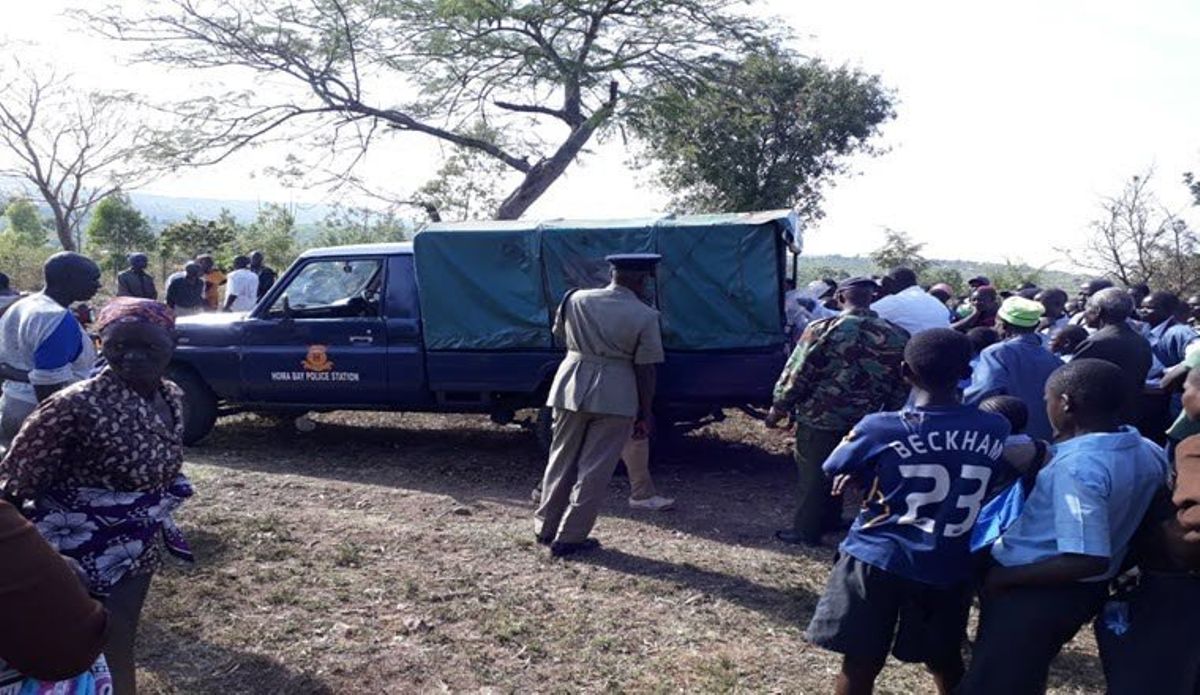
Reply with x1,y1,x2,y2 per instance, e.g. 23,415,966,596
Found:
169,211,801,446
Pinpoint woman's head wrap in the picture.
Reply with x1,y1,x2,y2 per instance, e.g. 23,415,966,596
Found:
95,297,176,334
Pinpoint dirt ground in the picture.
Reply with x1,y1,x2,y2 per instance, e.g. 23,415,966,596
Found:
137,411,1105,694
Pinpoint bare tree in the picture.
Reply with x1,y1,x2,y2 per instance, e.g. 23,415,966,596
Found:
1076,171,1200,294
0,60,159,251
86,0,775,220
1157,216,1200,297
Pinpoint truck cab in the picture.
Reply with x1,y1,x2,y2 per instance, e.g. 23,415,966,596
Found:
171,245,428,441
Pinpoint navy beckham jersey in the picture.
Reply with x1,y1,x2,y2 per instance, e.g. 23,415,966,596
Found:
824,404,1013,587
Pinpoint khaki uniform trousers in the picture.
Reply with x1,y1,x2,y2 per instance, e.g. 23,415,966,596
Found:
535,408,634,544
621,437,657,500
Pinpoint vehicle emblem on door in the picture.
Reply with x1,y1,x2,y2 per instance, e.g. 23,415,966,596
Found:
302,345,334,372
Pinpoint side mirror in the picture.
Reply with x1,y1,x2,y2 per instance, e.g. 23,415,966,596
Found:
280,294,293,322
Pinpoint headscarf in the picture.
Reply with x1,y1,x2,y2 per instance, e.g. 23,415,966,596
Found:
94,297,175,334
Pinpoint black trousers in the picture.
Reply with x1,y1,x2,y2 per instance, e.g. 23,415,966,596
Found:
1096,573,1200,695
959,581,1108,695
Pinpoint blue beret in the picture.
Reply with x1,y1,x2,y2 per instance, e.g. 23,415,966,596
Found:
606,253,662,271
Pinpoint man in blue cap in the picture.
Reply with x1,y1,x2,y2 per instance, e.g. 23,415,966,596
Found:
535,253,665,556
766,276,910,546
116,253,157,300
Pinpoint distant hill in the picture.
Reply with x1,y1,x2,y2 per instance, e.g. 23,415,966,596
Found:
128,192,336,227
794,254,1083,292
0,179,337,229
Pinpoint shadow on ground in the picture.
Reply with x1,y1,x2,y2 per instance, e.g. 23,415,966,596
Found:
573,547,819,627
1046,647,1108,693
139,621,332,694
190,412,805,554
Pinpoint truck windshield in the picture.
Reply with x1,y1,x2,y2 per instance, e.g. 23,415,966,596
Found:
268,258,384,318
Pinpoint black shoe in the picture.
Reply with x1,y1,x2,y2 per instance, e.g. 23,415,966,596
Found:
550,538,601,557
534,534,554,546
775,529,824,547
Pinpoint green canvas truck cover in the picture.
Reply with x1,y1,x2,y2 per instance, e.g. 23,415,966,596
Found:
413,211,800,351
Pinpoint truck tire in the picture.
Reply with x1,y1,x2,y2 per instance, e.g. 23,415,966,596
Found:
535,407,554,454
170,366,218,446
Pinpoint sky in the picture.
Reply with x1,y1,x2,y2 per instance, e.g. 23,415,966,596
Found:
3,0,1199,268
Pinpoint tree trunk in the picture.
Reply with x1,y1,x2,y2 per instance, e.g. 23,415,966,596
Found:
494,83,618,221
495,120,606,220
52,209,76,252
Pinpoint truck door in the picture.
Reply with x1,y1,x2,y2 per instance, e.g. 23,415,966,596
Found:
239,256,390,405
384,254,427,405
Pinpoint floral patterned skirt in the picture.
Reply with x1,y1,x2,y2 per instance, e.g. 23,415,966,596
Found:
26,477,194,597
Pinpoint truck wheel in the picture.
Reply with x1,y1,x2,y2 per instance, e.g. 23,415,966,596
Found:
170,367,218,446
535,407,554,454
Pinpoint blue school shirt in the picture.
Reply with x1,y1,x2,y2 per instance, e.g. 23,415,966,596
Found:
1147,317,1198,369
964,334,1063,441
991,427,1168,581
824,405,1012,587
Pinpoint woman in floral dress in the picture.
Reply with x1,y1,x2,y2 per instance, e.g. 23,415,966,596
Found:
0,297,193,695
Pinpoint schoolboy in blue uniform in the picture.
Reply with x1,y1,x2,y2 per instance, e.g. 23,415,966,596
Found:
960,358,1169,695
806,329,1014,695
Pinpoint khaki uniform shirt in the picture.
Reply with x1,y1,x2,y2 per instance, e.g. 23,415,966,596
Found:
547,285,665,417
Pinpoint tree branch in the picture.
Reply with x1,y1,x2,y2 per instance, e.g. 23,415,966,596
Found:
494,100,571,122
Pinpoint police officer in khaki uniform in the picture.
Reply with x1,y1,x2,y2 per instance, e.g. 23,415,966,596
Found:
535,253,665,556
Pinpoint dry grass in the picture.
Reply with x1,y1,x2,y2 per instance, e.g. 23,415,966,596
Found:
136,411,1105,694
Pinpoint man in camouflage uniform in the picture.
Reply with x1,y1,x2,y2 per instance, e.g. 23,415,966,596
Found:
765,276,910,546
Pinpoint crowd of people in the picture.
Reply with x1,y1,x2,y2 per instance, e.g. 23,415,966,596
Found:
764,268,1199,693
115,250,277,315
1,245,1198,694
535,256,1196,693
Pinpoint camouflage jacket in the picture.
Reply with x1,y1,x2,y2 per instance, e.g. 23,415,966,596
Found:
772,308,910,432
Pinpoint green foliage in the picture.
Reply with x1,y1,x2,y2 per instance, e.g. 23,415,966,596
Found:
922,267,964,294
316,206,410,247
2,198,50,247
0,234,49,291
416,144,507,221
86,193,155,273
631,49,894,219
795,265,851,285
869,229,930,275
1186,171,1200,206
236,204,298,269
986,260,1048,293
159,214,238,266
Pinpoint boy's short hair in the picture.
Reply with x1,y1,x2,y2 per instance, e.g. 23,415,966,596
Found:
979,395,1029,434
904,328,972,389
1046,358,1126,416
966,327,1000,355
1051,324,1089,354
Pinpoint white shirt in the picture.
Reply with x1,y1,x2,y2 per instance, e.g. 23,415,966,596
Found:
784,289,805,331
225,268,260,312
870,285,951,336
0,292,96,404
